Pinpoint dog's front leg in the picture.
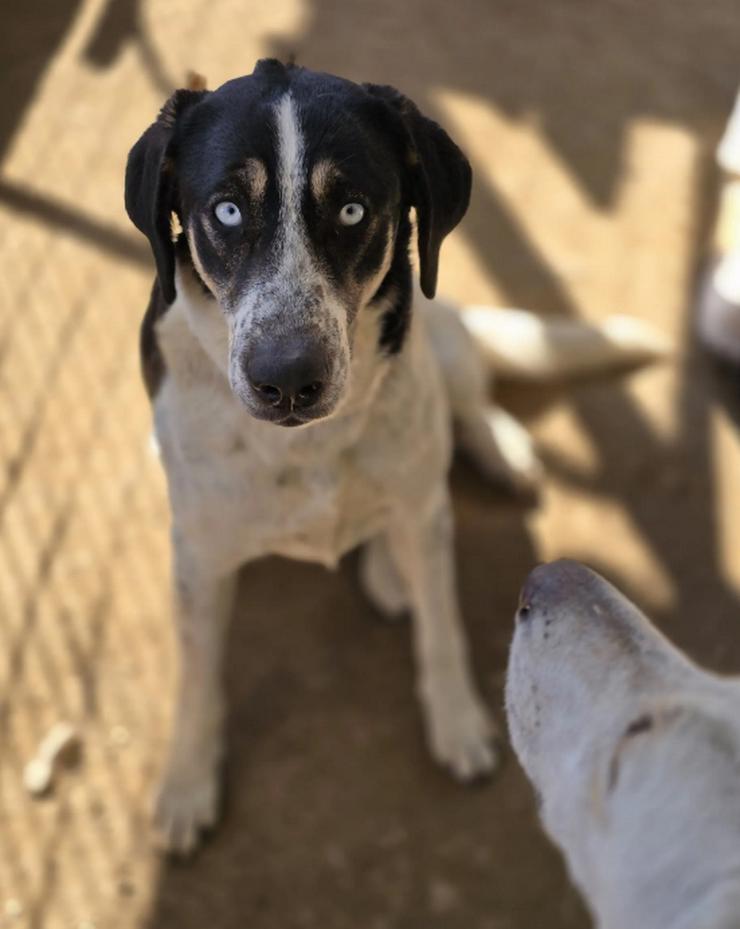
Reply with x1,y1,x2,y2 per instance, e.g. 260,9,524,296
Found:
389,488,498,780
153,533,237,855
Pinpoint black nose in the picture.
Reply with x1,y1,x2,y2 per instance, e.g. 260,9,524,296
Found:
245,337,327,412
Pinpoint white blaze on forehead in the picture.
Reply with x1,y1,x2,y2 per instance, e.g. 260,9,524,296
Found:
269,92,345,330
275,93,306,232
271,93,317,298
227,93,352,408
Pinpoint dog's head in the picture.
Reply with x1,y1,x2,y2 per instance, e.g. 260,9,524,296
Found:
506,561,740,928
505,560,695,795
125,60,471,426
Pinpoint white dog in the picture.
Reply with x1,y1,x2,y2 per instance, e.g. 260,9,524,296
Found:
126,61,666,854
507,560,740,929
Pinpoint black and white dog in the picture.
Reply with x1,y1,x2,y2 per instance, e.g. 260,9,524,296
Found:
126,60,665,854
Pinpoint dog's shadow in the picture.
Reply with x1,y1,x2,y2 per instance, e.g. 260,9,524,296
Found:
143,465,589,929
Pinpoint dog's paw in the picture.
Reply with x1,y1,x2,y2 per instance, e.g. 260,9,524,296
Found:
458,407,544,498
359,536,408,620
496,456,543,498
153,760,221,857
421,676,500,781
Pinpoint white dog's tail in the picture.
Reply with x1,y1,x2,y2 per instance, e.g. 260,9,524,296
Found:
460,306,671,381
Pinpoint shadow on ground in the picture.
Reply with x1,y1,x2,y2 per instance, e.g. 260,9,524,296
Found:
2,0,740,927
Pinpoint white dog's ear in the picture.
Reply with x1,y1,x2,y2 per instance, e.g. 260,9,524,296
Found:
125,88,209,303
363,84,472,299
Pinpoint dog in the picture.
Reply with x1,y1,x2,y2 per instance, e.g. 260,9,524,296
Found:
506,560,740,929
125,60,667,854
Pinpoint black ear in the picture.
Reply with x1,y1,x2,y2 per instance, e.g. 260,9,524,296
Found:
125,89,207,303
363,84,472,299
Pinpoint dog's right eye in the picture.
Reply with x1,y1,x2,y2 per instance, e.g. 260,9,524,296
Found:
338,203,365,226
214,201,242,227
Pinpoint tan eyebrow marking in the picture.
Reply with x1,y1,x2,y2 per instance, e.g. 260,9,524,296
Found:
237,157,268,200
310,159,340,201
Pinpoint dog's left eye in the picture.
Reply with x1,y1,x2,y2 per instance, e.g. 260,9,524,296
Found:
214,201,242,227
338,203,365,226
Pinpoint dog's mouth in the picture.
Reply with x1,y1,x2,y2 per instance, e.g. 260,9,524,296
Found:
243,404,330,428
277,414,309,428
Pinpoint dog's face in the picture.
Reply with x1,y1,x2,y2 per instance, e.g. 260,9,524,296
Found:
126,61,471,425
505,560,693,795
506,561,740,928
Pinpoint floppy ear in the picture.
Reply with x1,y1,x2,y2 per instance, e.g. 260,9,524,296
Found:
125,89,207,304
363,84,472,299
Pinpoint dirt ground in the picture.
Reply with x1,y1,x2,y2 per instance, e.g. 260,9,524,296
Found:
3,1,740,927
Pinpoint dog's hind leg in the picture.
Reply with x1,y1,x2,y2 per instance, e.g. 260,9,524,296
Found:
153,535,237,856
456,404,543,494
424,296,543,493
460,305,669,380
388,488,499,780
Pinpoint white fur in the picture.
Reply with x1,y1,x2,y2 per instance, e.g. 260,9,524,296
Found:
697,256,740,363
152,267,667,853
717,88,740,174
150,93,667,855
506,561,740,929
151,262,522,852
461,306,670,381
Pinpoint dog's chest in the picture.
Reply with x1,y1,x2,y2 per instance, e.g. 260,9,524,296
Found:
223,433,391,568
154,296,448,572
159,398,405,570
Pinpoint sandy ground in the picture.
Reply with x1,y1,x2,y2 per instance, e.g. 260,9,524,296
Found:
2,1,740,926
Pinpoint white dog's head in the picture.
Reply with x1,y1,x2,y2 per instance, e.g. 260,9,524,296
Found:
506,560,740,929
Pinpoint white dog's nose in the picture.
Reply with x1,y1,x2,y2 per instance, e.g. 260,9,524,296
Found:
516,559,594,623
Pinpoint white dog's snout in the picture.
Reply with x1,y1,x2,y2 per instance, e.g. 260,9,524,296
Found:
507,561,653,783
516,559,597,624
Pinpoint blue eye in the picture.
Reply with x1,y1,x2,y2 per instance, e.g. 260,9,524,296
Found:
214,201,242,226
339,203,365,226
